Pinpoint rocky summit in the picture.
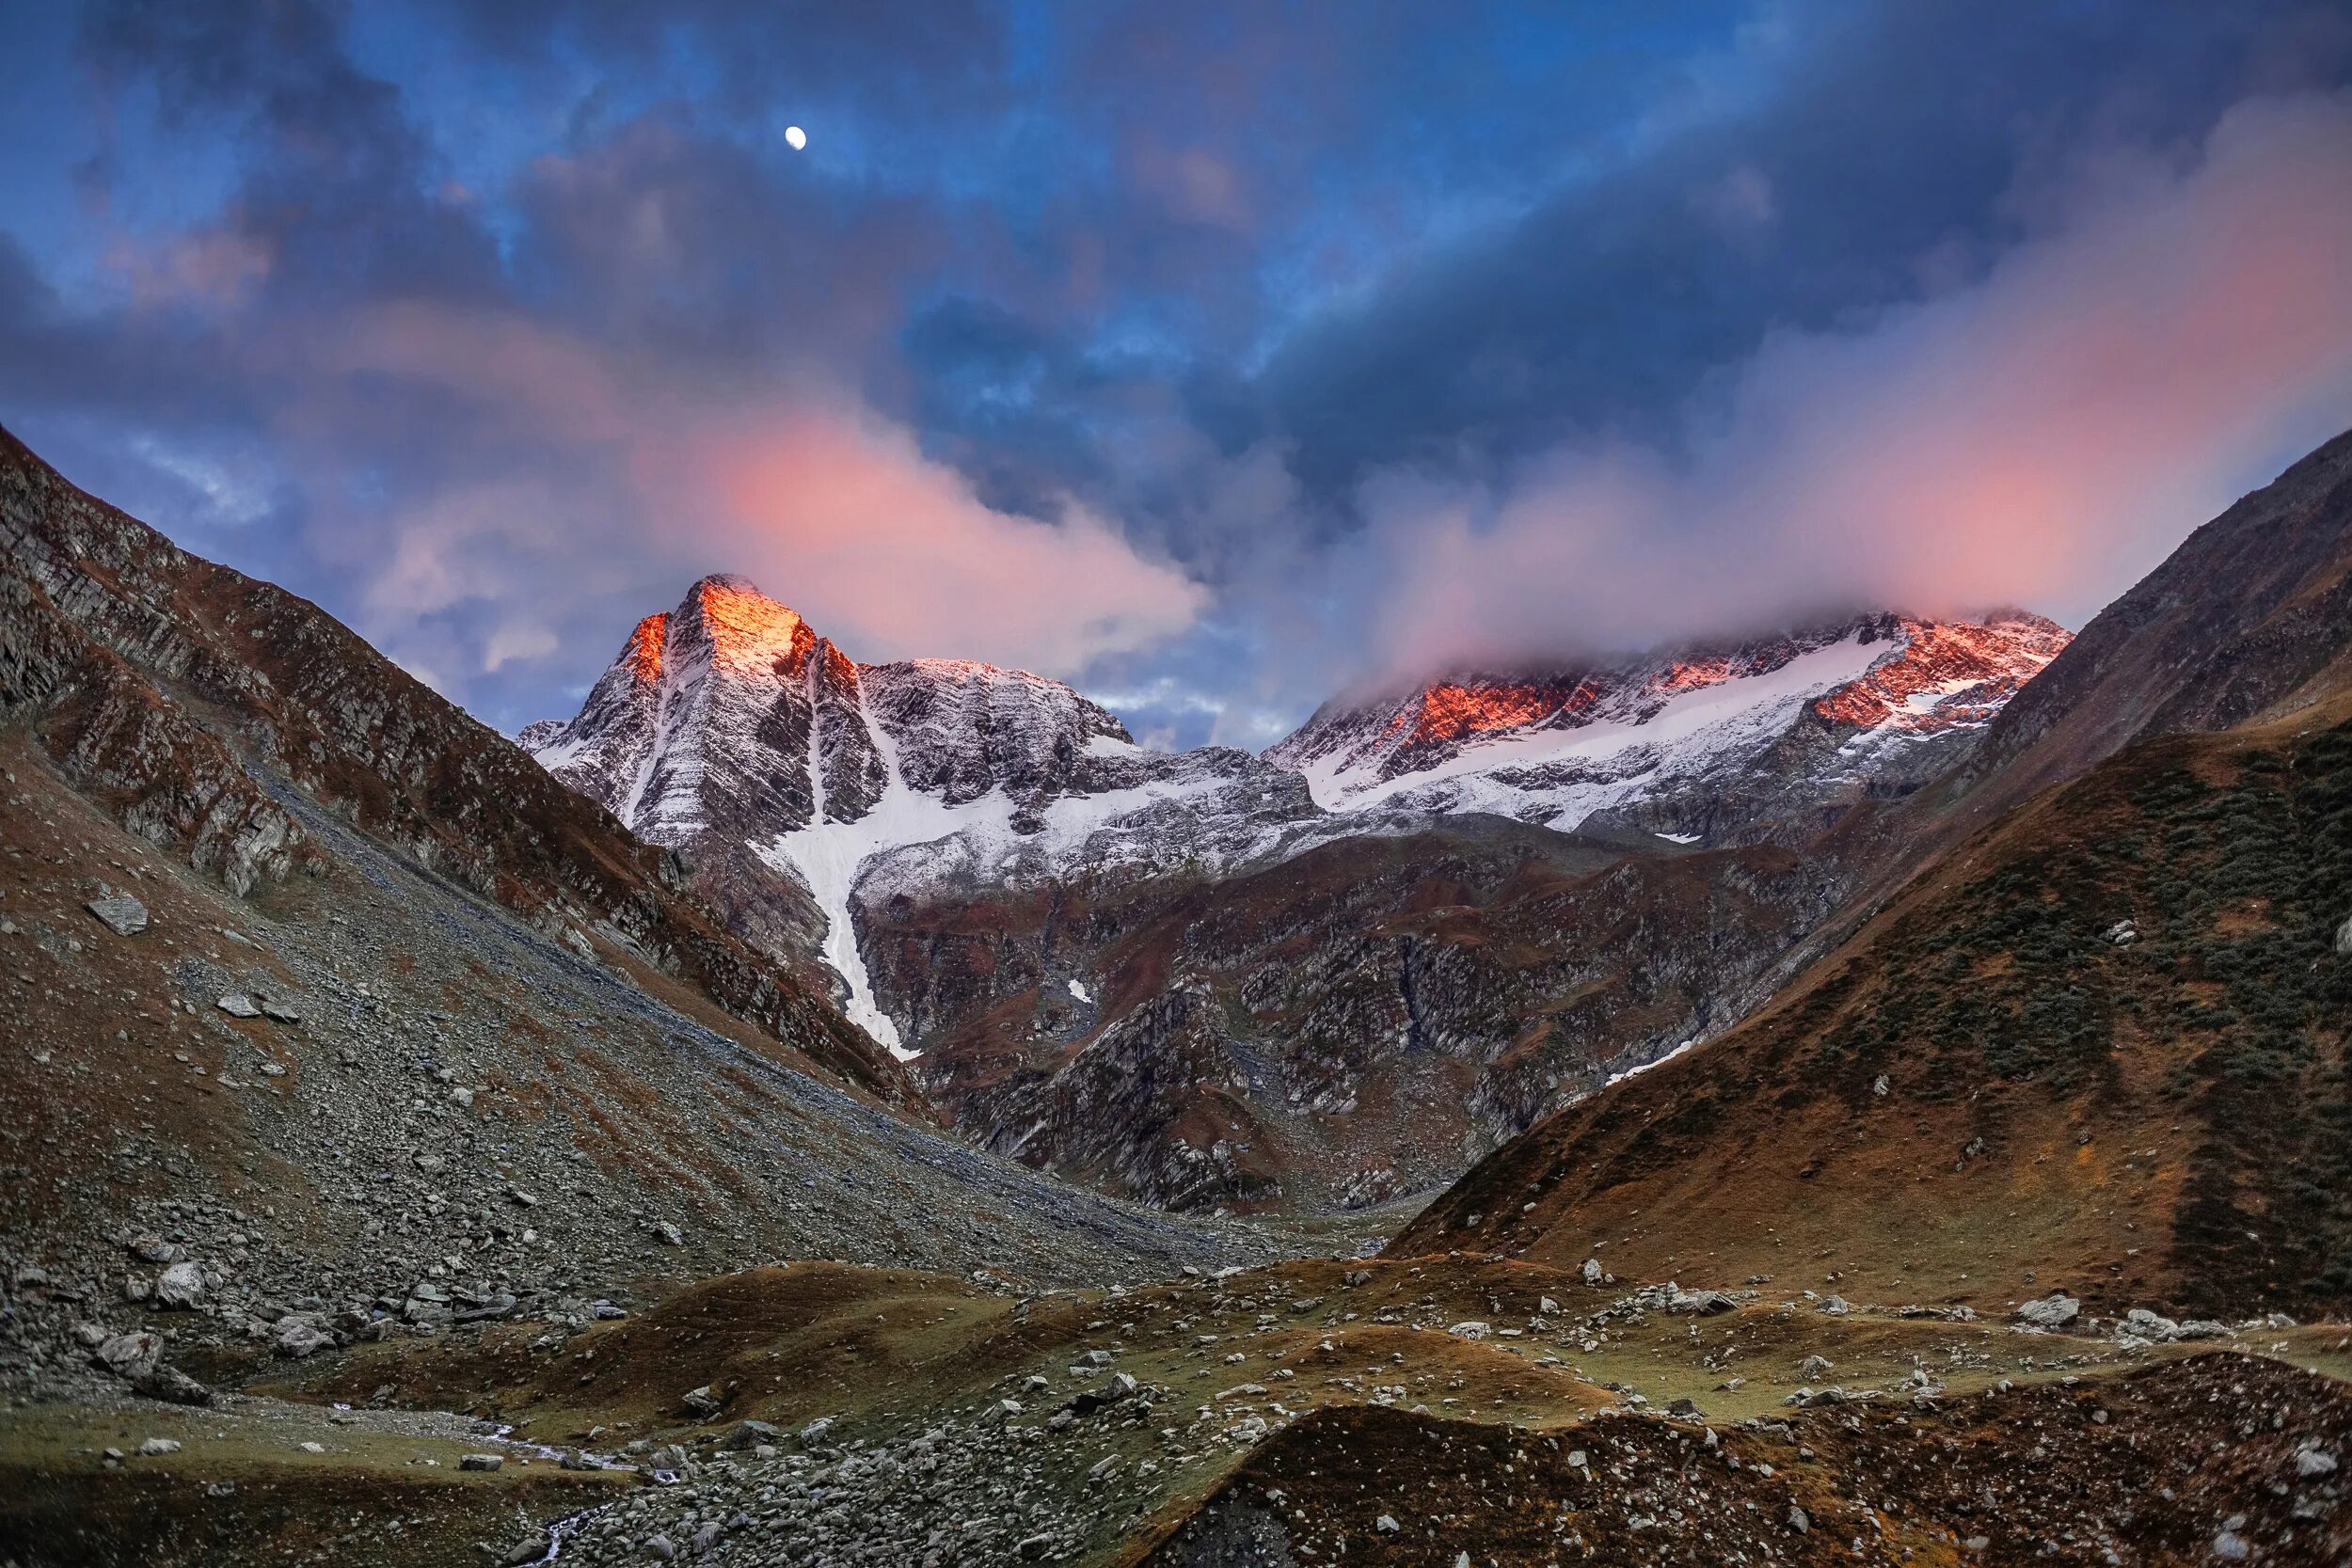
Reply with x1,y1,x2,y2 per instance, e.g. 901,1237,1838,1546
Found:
3,419,2350,1568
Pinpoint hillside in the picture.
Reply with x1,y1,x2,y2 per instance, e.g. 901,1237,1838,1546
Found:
1396,693,2352,1316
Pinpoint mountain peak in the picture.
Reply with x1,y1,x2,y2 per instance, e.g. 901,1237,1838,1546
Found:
676,574,816,680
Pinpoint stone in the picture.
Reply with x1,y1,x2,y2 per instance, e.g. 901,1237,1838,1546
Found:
720,1419,779,1451
1375,1514,1400,1532
681,1385,724,1418
275,1318,337,1358
1538,1296,1560,1315
154,1260,206,1308
86,895,150,936
799,1416,834,1444
500,1532,552,1566
132,1365,215,1406
136,1437,181,1457
95,1330,163,1377
1581,1258,1603,1285
2014,1293,2079,1328
653,1220,685,1245
1447,1321,1491,1339
216,993,262,1019
1667,1288,1737,1315
1017,1535,1053,1560
458,1452,503,1471
1797,1354,1834,1378
258,995,303,1022
2297,1445,2338,1479
1787,1505,1810,1533
643,1533,677,1560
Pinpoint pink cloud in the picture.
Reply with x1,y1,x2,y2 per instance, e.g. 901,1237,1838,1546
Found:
1357,91,2352,675
301,301,1205,680
683,403,1209,674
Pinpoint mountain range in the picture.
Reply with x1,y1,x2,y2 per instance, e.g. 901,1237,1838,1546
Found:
521,578,2069,1208
4,419,2348,1568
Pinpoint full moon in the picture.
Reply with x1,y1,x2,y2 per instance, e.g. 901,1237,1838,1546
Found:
785,124,807,150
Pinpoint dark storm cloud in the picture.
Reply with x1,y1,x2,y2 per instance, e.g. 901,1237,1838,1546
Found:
1261,0,2352,496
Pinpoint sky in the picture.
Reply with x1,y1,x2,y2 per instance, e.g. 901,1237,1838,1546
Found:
3,1,2351,750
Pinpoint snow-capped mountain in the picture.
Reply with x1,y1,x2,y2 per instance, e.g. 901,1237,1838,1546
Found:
521,576,1314,1053
525,582,2070,1207
1266,610,2071,844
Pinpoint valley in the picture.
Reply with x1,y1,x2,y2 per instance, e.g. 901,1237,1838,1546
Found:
2,419,2348,1568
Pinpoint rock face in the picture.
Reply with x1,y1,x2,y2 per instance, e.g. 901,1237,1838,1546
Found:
1267,610,2070,845
525,576,1317,1053
528,584,2070,1210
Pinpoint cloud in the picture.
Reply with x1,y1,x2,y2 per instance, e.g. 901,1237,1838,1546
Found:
688,403,1210,675
1347,92,2352,677
304,299,1206,682
8,0,2352,745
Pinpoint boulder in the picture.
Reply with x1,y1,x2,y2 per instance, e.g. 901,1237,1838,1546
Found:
95,1331,163,1378
86,895,150,936
154,1260,206,1308
2014,1293,2079,1328
719,1419,779,1451
274,1318,337,1358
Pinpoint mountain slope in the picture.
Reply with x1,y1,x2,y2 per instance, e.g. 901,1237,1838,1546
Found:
1395,429,2352,1318
1957,426,2352,820
0,425,1289,1416
0,427,910,1105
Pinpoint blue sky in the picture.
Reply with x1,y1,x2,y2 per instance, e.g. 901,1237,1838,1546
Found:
4,0,2351,748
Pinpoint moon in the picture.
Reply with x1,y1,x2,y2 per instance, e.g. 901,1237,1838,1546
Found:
785,124,807,151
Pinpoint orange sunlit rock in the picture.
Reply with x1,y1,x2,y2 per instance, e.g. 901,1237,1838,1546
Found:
1811,616,2070,732
692,576,816,678
623,611,669,685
